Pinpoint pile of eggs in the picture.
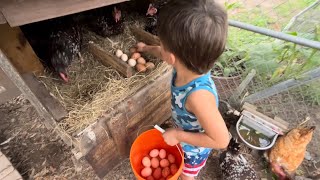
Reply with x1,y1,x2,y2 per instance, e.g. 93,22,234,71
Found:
115,48,155,73
140,149,178,180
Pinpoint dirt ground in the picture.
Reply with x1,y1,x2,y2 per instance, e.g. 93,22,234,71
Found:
0,96,224,180
1,94,319,180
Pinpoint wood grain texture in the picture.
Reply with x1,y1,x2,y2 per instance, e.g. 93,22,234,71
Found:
0,0,129,27
0,12,6,24
107,69,172,156
86,69,172,178
85,128,122,178
0,24,43,75
130,27,160,46
22,73,67,122
88,42,134,78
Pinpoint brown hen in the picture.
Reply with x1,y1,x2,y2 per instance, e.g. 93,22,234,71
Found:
267,126,315,180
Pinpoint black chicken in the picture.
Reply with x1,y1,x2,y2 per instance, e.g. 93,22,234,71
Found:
219,138,259,180
22,16,83,83
145,0,171,35
50,24,83,82
85,5,124,37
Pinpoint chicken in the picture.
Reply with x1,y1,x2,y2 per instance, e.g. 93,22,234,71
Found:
267,126,316,180
145,0,172,35
22,16,83,83
50,24,83,82
219,138,258,180
86,5,124,37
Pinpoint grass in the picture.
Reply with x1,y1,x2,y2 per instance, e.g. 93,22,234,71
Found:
224,0,320,105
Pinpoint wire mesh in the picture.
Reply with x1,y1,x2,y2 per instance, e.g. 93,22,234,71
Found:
213,1,320,131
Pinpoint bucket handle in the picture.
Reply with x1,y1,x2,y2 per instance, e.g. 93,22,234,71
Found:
154,125,184,159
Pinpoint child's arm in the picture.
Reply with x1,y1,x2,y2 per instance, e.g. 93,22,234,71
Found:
136,42,162,59
163,90,230,149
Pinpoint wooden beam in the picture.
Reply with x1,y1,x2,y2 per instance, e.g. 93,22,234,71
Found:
0,12,6,24
85,69,172,178
228,69,256,107
242,102,289,133
0,0,129,27
0,68,21,104
130,27,160,46
22,73,68,122
0,51,75,147
0,24,44,75
88,42,134,78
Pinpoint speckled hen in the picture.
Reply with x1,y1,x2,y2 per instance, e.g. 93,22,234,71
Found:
50,24,83,83
21,17,83,83
219,138,259,180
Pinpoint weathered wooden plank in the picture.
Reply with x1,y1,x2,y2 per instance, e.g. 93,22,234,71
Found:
0,24,44,75
2,170,22,180
0,51,76,147
0,12,6,24
0,68,21,104
228,69,256,107
130,27,160,46
85,136,122,178
22,73,67,122
88,42,134,78
107,69,171,156
242,102,289,132
0,0,129,27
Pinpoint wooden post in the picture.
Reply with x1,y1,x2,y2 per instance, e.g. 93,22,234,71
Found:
88,42,134,78
0,24,43,75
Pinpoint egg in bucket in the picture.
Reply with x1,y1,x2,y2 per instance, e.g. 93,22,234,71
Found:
130,125,184,180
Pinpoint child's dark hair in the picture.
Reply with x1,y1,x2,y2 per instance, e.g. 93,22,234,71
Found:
158,0,228,74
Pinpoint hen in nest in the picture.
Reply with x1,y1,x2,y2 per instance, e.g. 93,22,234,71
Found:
219,138,258,180
85,5,124,38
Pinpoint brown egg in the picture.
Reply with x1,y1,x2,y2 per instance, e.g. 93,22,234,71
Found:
146,176,155,180
131,52,141,60
162,167,170,178
159,149,166,159
150,149,160,158
141,167,152,177
145,62,155,70
160,159,170,168
168,154,175,164
137,57,146,64
151,157,160,168
142,156,151,167
136,64,147,72
170,164,178,175
130,47,137,54
153,167,162,179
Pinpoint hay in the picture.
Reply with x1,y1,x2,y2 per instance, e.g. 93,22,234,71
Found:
39,14,170,135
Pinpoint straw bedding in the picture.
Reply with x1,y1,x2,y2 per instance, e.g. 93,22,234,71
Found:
39,14,170,135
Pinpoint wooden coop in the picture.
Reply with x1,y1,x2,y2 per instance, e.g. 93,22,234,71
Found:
0,0,171,178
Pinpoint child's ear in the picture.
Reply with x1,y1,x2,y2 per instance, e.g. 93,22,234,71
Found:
168,53,176,65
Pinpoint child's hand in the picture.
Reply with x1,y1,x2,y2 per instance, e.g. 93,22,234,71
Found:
136,42,146,52
162,128,180,146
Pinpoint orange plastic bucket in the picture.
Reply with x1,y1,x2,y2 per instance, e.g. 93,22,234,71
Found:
130,129,184,180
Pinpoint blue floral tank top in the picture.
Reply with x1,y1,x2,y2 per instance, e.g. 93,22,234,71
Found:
171,70,219,165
